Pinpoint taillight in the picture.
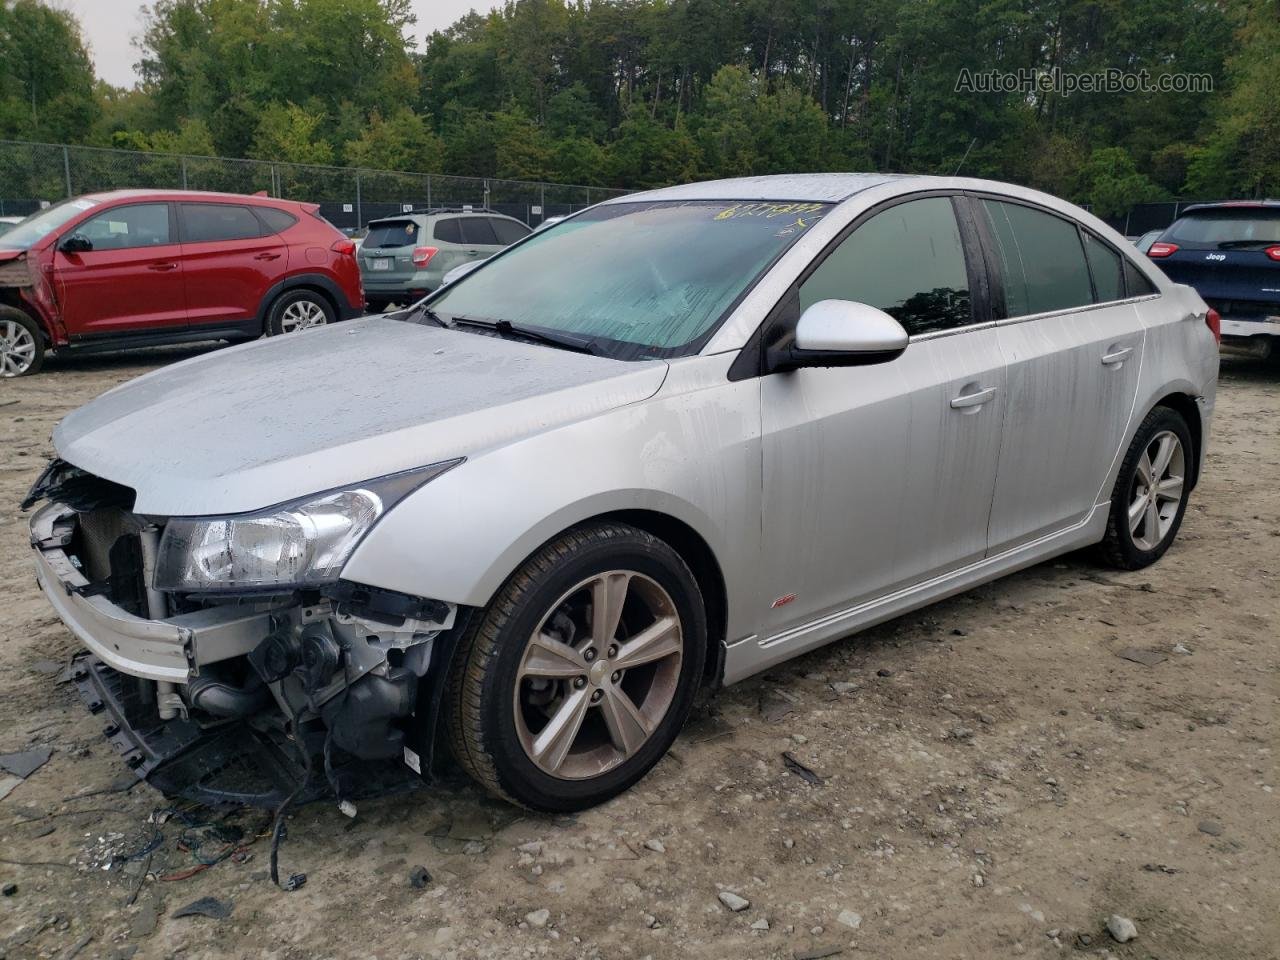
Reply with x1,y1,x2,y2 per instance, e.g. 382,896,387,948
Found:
413,246,438,267
1147,242,1178,258
1205,307,1221,344
331,238,356,256
1265,246,1280,262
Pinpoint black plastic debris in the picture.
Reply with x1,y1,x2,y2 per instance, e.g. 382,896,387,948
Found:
282,873,307,892
409,865,432,889
781,751,824,785
2,883,16,896
0,747,52,779
172,896,233,920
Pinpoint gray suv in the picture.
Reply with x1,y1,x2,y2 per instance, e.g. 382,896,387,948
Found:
358,208,531,311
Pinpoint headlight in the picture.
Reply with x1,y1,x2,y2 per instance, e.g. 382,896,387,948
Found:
154,461,461,592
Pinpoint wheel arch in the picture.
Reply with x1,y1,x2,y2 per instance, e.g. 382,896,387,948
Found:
1151,390,1203,490
255,273,348,331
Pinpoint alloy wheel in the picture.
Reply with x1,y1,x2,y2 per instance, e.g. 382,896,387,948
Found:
1128,429,1185,551
279,299,328,333
513,571,684,780
0,319,37,377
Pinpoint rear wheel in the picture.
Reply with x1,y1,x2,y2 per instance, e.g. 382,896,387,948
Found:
265,289,335,336
0,307,44,377
1098,406,1193,569
445,523,707,811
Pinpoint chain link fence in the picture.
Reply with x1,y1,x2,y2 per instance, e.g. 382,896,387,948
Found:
0,139,630,229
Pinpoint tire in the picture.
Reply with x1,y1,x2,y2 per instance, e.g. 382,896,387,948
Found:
445,522,707,812
265,289,336,336
1097,406,1194,570
0,306,45,377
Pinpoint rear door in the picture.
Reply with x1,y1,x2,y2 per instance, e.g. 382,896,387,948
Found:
178,202,287,328
52,201,188,337
978,196,1147,552
489,216,532,249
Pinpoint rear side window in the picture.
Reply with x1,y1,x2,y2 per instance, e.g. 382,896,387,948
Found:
490,217,530,245
75,203,171,250
432,218,462,243
460,217,498,245
255,207,298,234
1162,209,1280,250
1082,231,1124,303
1124,259,1157,297
181,203,263,243
799,196,973,336
364,220,419,249
982,200,1092,317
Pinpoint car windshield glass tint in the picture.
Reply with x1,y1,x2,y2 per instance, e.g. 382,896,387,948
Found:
365,220,419,248
1163,210,1280,249
428,199,831,359
0,198,99,249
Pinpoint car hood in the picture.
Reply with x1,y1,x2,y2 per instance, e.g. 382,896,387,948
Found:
53,316,668,515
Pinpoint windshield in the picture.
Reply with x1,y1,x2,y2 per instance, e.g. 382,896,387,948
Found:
427,199,831,359
1163,209,1280,250
0,198,99,250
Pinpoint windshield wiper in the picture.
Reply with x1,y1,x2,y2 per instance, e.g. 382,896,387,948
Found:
404,303,451,328
450,317,602,355
1216,240,1275,250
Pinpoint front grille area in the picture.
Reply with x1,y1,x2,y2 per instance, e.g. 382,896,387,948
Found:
74,508,151,615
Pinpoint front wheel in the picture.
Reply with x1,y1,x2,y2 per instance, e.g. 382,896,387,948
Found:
1098,406,1193,569
0,307,45,377
445,523,707,811
265,289,335,336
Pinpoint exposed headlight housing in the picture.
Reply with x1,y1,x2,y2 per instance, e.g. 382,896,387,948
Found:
154,461,461,592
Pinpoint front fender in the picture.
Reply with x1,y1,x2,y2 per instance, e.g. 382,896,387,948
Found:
340,355,761,620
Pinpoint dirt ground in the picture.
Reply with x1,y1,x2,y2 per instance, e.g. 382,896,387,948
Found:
0,346,1276,960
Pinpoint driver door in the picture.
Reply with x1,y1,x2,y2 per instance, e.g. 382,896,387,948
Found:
53,202,187,338
757,195,1007,638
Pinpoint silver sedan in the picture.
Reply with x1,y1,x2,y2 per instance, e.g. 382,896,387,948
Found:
28,174,1218,812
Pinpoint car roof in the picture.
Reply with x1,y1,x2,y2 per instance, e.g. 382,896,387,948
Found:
1178,200,1280,216
367,209,524,224
604,173,911,205
78,188,301,207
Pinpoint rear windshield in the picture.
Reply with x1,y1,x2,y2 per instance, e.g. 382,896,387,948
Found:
364,220,420,249
1162,209,1280,250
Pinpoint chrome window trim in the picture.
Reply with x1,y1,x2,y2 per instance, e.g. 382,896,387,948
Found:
906,293,1162,343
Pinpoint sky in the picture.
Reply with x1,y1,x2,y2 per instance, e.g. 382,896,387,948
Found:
55,0,502,89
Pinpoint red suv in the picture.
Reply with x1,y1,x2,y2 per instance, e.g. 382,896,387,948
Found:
0,190,365,376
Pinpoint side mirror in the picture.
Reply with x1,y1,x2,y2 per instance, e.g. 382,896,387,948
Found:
59,234,93,254
769,299,909,372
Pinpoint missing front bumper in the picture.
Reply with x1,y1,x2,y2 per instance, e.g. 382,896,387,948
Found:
72,654,422,809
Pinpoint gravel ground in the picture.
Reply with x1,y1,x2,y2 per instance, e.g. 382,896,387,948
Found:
0,346,1276,960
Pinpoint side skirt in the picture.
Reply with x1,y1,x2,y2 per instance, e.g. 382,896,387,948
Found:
722,504,1110,685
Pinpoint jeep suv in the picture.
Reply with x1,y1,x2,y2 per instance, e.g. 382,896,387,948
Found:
1147,201,1280,364
358,208,531,311
0,190,365,377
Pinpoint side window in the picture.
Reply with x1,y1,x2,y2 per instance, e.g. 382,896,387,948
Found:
254,207,298,234
180,203,264,243
74,203,170,250
1082,230,1124,303
460,217,498,245
432,218,462,243
799,196,972,336
981,200,1092,316
490,217,531,245
1123,259,1157,297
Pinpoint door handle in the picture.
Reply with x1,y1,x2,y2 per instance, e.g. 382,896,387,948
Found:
253,252,281,261
148,262,179,271
950,386,997,409
1101,346,1134,366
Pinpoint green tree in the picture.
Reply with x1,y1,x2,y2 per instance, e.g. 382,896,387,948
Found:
1080,148,1167,218
0,0,100,141
343,108,444,172
250,102,334,164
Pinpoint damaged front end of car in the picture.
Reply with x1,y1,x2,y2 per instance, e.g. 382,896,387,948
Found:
25,458,465,807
